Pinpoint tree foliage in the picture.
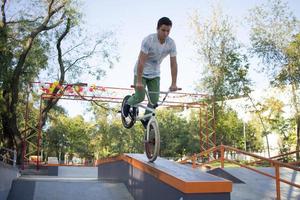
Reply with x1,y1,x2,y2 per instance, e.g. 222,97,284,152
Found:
0,0,119,164
248,97,296,156
191,5,251,102
247,0,300,158
190,4,253,154
217,107,263,151
247,0,299,73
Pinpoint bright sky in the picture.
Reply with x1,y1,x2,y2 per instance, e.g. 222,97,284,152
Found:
80,0,298,92
59,0,300,117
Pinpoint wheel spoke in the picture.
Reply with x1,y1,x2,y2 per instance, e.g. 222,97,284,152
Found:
144,120,159,162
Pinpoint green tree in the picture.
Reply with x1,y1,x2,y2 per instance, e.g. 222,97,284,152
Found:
217,107,263,151
0,0,118,163
249,97,296,157
46,114,94,162
185,110,201,154
157,109,190,159
191,6,251,103
89,104,144,159
190,4,251,152
247,0,300,158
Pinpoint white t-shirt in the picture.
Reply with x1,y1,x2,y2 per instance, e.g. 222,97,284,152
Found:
134,33,177,79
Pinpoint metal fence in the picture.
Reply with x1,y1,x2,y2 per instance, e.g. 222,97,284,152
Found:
0,147,17,167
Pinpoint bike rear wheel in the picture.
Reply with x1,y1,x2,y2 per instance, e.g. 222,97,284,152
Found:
121,95,137,129
144,118,160,162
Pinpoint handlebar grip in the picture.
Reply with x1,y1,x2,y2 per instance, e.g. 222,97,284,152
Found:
67,83,88,87
130,85,182,91
169,87,182,92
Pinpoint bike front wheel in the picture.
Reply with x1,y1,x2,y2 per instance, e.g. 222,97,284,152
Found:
121,95,137,129
144,118,160,162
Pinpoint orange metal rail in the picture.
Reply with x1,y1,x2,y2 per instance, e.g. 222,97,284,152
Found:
23,82,215,170
181,145,300,200
247,150,300,166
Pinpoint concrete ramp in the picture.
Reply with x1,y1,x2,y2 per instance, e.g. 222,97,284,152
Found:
97,153,232,200
7,177,133,200
223,167,300,200
46,165,98,178
57,166,98,178
0,162,19,200
207,168,245,184
8,154,232,200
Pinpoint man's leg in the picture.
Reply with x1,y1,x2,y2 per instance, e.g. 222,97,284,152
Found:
141,77,160,128
124,76,146,117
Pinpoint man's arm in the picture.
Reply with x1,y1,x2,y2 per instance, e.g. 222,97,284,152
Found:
170,56,178,91
136,51,148,90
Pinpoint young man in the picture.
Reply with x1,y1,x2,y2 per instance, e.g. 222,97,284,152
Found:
123,17,179,128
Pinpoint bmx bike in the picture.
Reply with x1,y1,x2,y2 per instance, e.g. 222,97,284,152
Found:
121,86,181,162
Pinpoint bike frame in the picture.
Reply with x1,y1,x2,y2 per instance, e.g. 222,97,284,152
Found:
133,90,170,121
122,87,180,162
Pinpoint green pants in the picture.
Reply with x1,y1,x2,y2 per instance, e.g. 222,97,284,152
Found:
127,76,160,117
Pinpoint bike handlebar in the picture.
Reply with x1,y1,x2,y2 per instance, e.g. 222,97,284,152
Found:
66,83,88,87
130,85,182,93
130,85,182,106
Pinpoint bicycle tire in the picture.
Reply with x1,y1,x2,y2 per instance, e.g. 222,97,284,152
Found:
144,118,160,162
121,95,136,129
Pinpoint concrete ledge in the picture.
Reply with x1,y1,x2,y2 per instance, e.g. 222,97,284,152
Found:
46,166,98,178
97,154,232,200
58,166,98,178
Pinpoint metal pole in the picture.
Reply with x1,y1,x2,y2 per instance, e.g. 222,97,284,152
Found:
275,164,281,200
212,100,217,159
244,121,246,151
21,140,25,170
199,107,202,153
213,101,216,147
220,145,224,168
206,106,209,161
13,150,17,167
22,83,31,170
192,154,196,168
37,95,43,170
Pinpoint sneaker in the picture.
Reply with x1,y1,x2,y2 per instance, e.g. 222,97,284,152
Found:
123,103,130,117
141,119,149,129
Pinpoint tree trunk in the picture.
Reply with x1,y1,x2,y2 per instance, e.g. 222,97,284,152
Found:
296,116,300,160
1,107,22,165
291,83,300,160
1,54,24,163
0,0,68,166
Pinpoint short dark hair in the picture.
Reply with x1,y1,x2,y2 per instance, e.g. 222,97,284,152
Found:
157,17,172,29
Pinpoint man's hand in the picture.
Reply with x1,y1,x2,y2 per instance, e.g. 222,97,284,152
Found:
169,85,179,91
136,81,144,91
170,56,178,92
